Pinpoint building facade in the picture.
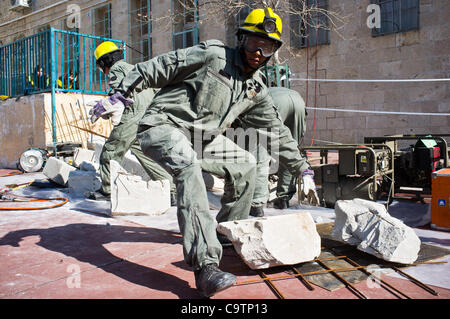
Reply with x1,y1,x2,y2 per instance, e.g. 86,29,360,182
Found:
0,0,449,145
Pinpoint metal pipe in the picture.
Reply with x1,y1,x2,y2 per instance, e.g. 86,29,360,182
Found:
344,257,411,299
391,266,439,296
50,28,57,147
257,270,286,299
314,259,368,299
291,267,314,291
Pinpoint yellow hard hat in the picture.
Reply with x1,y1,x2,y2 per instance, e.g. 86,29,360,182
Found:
238,8,283,44
94,41,120,61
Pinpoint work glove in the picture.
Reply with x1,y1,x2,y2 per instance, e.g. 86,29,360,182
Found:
299,168,320,206
88,92,133,126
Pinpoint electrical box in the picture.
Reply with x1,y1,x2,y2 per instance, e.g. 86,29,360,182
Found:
431,168,450,230
322,164,339,183
339,149,356,175
10,0,30,11
357,151,373,176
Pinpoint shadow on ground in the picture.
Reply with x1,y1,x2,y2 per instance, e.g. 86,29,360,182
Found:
0,223,203,298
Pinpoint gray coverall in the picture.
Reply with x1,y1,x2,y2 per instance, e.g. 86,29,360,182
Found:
99,60,176,196
114,40,311,270
252,87,307,207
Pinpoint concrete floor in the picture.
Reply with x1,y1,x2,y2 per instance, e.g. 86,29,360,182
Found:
1,168,449,301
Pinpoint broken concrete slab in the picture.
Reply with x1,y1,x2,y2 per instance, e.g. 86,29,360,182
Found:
73,148,96,168
121,150,151,181
79,160,99,172
68,170,102,194
217,212,321,269
110,160,170,216
332,198,421,264
42,157,77,186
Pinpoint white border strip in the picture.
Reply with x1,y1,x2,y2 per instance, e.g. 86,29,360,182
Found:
291,78,450,83
306,107,450,116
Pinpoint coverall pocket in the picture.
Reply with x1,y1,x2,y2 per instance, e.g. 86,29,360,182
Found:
195,68,232,116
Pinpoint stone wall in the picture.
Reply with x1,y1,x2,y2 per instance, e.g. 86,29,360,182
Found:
0,92,110,169
282,0,450,144
1,0,449,146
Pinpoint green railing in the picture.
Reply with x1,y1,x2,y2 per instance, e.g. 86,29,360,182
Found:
263,64,290,88
0,28,125,97
0,28,125,144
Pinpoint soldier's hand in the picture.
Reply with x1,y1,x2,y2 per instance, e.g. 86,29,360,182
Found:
88,92,133,125
299,169,320,206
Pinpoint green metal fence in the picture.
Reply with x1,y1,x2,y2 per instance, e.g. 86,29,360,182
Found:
263,64,290,88
0,28,125,144
0,28,125,97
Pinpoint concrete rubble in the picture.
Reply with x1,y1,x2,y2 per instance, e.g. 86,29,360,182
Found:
73,147,97,168
110,160,171,216
332,198,421,264
68,170,102,194
42,157,77,186
217,212,321,269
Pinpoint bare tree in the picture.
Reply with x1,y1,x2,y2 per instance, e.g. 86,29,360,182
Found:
138,0,349,64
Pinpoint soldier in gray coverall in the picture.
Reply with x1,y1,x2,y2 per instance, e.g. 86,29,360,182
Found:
89,8,318,297
88,41,177,204
249,87,307,217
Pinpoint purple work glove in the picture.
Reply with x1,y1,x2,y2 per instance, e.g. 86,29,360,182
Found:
89,92,134,125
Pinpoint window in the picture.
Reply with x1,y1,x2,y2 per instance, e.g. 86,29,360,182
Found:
371,0,419,37
91,4,111,38
129,0,152,64
172,0,199,50
227,1,256,47
290,0,330,48
90,4,112,91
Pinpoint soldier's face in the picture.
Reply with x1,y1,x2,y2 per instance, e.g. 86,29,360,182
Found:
244,48,268,70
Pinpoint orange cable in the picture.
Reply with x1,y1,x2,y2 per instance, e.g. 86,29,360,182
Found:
0,171,23,178
0,195,69,211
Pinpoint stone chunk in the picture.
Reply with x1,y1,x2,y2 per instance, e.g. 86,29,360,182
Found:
73,148,96,168
68,170,102,194
332,198,421,264
42,157,77,186
110,160,170,216
121,150,151,181
217,213,321,269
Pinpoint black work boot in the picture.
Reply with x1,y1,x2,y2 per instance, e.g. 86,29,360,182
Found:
194,264,236,298
273,197,289,209
249,205,264,217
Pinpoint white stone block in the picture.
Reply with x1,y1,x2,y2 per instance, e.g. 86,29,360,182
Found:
110,160,170,216
68,170,102,194
42,157,77,186
332,198,421,264
217,213,321,269
122,150,151,181
73,148,96,168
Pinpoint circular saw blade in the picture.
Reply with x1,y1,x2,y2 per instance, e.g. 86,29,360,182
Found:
19,149,46,172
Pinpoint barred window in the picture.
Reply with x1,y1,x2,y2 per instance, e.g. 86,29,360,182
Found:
290,0,330,49
91,4,111,38
129,0,152,64
172,0,199,50
371,0,420,37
